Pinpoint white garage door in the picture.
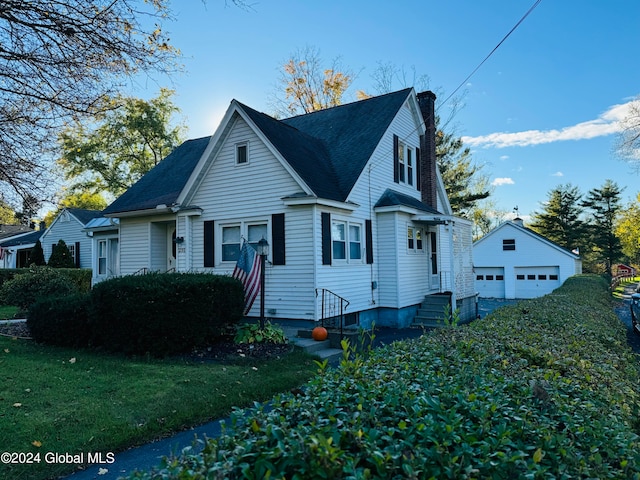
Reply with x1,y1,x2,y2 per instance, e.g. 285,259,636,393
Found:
475,267,506,298
514,266,561,299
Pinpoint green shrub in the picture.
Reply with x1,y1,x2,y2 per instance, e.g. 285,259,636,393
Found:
130,275,640,479
48,239,75,268
0,269,20,293
30,239,46,266
234,322,288,344
0,266,77,310
90,273,244,356
27,293,91,347
57,268,92,292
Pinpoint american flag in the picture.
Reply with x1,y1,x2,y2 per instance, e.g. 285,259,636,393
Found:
232,242,262,315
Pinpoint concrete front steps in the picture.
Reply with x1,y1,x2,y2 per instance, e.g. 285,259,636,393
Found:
290,337,343,363
412,292,452,328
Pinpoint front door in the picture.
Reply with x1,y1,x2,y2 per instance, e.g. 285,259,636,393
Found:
428,232,439,290
167,227,176,271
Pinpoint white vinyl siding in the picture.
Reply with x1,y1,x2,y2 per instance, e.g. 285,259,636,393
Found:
118,218,152,275
188,115,316,319
40,210,94,268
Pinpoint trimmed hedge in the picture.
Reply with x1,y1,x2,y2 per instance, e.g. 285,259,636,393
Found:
0,266,77,310
130,275,640,479
90,273,244,356
27,293,92,348
57,268,92,293
0,269,21,291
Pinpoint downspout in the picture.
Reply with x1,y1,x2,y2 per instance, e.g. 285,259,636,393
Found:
448,219,457,312
312,204,319,322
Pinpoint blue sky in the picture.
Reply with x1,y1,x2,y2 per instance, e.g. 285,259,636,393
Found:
136,0,640,220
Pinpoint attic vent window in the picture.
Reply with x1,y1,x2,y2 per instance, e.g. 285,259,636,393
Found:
502,239,516,251
236,142,248,165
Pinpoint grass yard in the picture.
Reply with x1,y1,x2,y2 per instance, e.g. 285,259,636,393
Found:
0,304,19,319
612,276,640,299
0,336,317,480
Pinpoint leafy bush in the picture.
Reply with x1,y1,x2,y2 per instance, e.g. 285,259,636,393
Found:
30,239,46,266
90,273,244,356
0,266,77,310
57,268,92,292
0,269,20,293
27,293,91,347
234,322,288,344
130,275,640,479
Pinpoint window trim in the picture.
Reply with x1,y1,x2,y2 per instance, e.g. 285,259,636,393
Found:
219,219,270,264
235,142,249,165
407,224,425,254
330,218,364,265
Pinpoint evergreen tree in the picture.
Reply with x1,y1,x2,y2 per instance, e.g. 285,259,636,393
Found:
582,180,624,275
48,240,75,268
529,184,587,252
29,240,46,267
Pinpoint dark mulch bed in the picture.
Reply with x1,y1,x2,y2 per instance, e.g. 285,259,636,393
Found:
0,322,293,361
182,336,294,363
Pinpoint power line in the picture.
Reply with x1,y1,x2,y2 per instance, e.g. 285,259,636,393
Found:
368,0,544,174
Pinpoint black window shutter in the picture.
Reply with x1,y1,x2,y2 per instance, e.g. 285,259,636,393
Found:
272,213,285,265
75,241,81,268
365,219,373,264
203,220,215,267
321,212,331,265
393,134,399,183
415,147,421,192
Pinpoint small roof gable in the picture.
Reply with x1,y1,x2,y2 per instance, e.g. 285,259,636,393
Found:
103,137,210,215
375,189,442,214
474,220,580,259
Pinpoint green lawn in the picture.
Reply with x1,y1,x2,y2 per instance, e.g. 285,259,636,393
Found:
0,337,317,480
0,304,19,319
612,276,639,299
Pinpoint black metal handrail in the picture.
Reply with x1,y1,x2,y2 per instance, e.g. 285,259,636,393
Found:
315,288,351,337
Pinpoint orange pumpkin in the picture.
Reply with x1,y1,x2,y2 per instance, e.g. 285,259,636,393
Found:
312,326,328,341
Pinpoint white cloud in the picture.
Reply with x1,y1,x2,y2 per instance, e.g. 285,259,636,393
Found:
551,171,564,177
499,155,510,161
491,177,515,186
462,99,636,148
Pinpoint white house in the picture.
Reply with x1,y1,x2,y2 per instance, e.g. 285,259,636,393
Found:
40,208,102,268
473,218,582,299
98,88,476,328
0,228,44,268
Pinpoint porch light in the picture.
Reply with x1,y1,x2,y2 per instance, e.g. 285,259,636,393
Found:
256,237,269,256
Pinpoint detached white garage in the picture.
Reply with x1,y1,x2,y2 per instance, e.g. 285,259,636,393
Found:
473,219,581,299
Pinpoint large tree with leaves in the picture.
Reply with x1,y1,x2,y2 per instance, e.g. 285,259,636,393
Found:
615,193,640,266
529,184,587,252
0,0,181,208
58,89,185,197
581,180,623,274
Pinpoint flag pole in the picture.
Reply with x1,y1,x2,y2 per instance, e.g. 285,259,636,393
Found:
257,237,269,330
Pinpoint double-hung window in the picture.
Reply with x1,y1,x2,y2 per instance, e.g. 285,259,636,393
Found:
221,221,268,262
398,140,406,183
331,220,362,263
407,225,424,253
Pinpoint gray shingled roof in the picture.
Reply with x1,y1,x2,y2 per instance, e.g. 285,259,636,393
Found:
103,137,211,215
66,208,104,226
0,230,43,247
103,89,413,214
375,189,441,214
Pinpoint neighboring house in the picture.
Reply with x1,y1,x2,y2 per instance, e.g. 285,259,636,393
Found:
84,216,120,285
100,88,476,328
473,218,582,299
613,264,636,278
40,208,103,268
0,229,44,268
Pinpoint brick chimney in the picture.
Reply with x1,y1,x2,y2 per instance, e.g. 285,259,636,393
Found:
417,91,438,209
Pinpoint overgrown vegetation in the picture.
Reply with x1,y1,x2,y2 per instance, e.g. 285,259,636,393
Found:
0,337,316,480
0,266,77,310
132,275,640,479
234,321,288,345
